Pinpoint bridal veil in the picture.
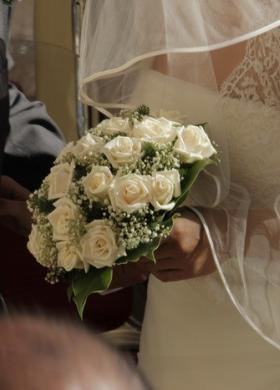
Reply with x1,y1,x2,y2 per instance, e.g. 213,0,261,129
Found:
79,0,280,349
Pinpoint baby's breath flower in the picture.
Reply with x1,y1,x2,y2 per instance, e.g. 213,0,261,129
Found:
45,265,65,284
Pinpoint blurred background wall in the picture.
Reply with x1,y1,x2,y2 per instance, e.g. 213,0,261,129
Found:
10,0,81,141
34,0,78,141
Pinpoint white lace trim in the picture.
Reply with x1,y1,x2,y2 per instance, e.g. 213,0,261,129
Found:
220,27,280,109
218,28,280,208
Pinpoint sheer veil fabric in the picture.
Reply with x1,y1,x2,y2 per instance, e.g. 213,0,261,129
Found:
79,0,280,349
79,0,280,113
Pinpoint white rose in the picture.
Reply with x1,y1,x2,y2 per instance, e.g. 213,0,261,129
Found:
150,170,181,210
96,117,131,135
27,224,50,266
47,198,77,241
174,125,216,163
158,110,185,122
57,242,86,272
109,174,150,213
103,136,142,168
72,134,104,158
56,134,104,161
132,117,178,143
47,162,74,200
82,166,113,200
81,220,119,268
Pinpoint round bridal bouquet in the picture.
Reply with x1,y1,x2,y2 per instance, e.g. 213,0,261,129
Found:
27,106,217,317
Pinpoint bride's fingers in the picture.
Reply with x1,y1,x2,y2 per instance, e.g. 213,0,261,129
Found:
136,258,186,274
153,258,188,271
155,243,179,260
110,263,149,289
156,236,201,260
152,269,190,282
138,257,153,265
156,246,193,262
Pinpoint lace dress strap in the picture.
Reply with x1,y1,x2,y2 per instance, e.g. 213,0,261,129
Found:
220,27,280,110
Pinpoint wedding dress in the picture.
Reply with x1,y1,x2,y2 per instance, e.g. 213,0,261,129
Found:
137,28,280,390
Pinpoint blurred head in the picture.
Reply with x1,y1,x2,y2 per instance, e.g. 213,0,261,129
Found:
0,314,149,390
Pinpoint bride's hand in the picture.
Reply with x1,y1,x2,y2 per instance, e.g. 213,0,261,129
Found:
152,211,216,282
109,257,151,289
110,210,216,289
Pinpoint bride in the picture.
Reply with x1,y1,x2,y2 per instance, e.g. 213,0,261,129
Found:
79,1,280,388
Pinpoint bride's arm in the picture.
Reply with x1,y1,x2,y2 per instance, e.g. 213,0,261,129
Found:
110,206,279,288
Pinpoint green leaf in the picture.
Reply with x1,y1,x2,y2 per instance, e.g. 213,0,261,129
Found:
136,105,150,117
2,0,14,5
146,250,156,262
74,164,88,181
142,142,156,158
116,217,175,265
172,158,214,211
120,105,150,124
161,214,176,234
146,216,176,260
71,267,113,319
116,235,162,265
31,194,54,214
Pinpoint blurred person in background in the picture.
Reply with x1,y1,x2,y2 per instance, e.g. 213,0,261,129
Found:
0,0,65,234
0,313,150,390
0,0,133,330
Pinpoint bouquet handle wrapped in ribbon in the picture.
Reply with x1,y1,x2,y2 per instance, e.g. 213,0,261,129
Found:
27,106,218,318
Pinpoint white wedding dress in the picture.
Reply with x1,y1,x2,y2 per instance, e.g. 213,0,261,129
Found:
138,29,280,389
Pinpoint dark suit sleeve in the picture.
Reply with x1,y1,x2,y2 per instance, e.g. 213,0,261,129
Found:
0,39,9,313
0,39,9,176
3,84,66,191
